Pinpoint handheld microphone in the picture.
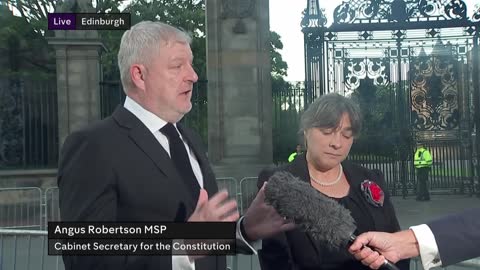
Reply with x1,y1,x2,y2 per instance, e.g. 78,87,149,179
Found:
264,171,400,270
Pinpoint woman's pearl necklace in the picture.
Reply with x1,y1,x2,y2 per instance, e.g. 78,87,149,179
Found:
310,164,343,186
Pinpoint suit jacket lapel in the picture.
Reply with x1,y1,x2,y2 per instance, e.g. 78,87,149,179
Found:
112,106,196,207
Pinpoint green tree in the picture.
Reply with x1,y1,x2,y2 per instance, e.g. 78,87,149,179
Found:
270,31,288,78
269,30,300,163
0,5,54,80
269,30,291,93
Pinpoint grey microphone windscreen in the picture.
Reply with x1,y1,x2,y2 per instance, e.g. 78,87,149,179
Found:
264,171,356,250
264,171,401,270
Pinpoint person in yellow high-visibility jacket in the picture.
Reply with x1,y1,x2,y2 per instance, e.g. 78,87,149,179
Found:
414,143,433,201
288,144,303,162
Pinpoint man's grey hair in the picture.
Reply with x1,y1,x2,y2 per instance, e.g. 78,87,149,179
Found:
117,21,192,93
300,93,362,137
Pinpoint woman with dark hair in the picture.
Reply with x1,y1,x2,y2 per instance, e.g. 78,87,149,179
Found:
258,93,409,270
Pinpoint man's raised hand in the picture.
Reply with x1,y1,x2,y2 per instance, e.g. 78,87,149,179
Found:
188,189,239,222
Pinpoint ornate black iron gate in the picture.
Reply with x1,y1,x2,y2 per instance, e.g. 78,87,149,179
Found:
303,0,480,196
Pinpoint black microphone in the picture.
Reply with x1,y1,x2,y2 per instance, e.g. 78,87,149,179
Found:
264,171,400,270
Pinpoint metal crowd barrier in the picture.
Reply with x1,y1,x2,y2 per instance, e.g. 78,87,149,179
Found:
1,177,249,230
44,187,60,229
239,177,259,215
0,187,43,230
0,177,260,230
0,229,64,270
216,177,240,203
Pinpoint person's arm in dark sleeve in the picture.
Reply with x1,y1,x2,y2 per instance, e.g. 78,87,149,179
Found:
428,207,480,266
258,231,297,270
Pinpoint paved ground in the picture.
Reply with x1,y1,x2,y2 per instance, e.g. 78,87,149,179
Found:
392,194,479,229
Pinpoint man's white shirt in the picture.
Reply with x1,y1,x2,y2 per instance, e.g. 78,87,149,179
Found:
410,224,442,270
124,97,202,270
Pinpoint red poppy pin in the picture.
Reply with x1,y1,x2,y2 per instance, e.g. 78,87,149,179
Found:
360,180,384,207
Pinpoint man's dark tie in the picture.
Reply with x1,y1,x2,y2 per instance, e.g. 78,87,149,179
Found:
160,123,200,199
161,124,224,270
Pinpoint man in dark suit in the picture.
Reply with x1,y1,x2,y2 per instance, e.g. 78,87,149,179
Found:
348,207,480,270
58,21,293,270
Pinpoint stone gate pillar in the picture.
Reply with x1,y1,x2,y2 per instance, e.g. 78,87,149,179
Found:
206,0,273,180
47,0,105,146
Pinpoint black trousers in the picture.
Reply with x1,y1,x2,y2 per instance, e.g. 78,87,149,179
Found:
416,167,430,200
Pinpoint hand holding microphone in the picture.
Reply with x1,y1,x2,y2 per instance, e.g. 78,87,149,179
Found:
348,230,418,269
264,171,400,270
